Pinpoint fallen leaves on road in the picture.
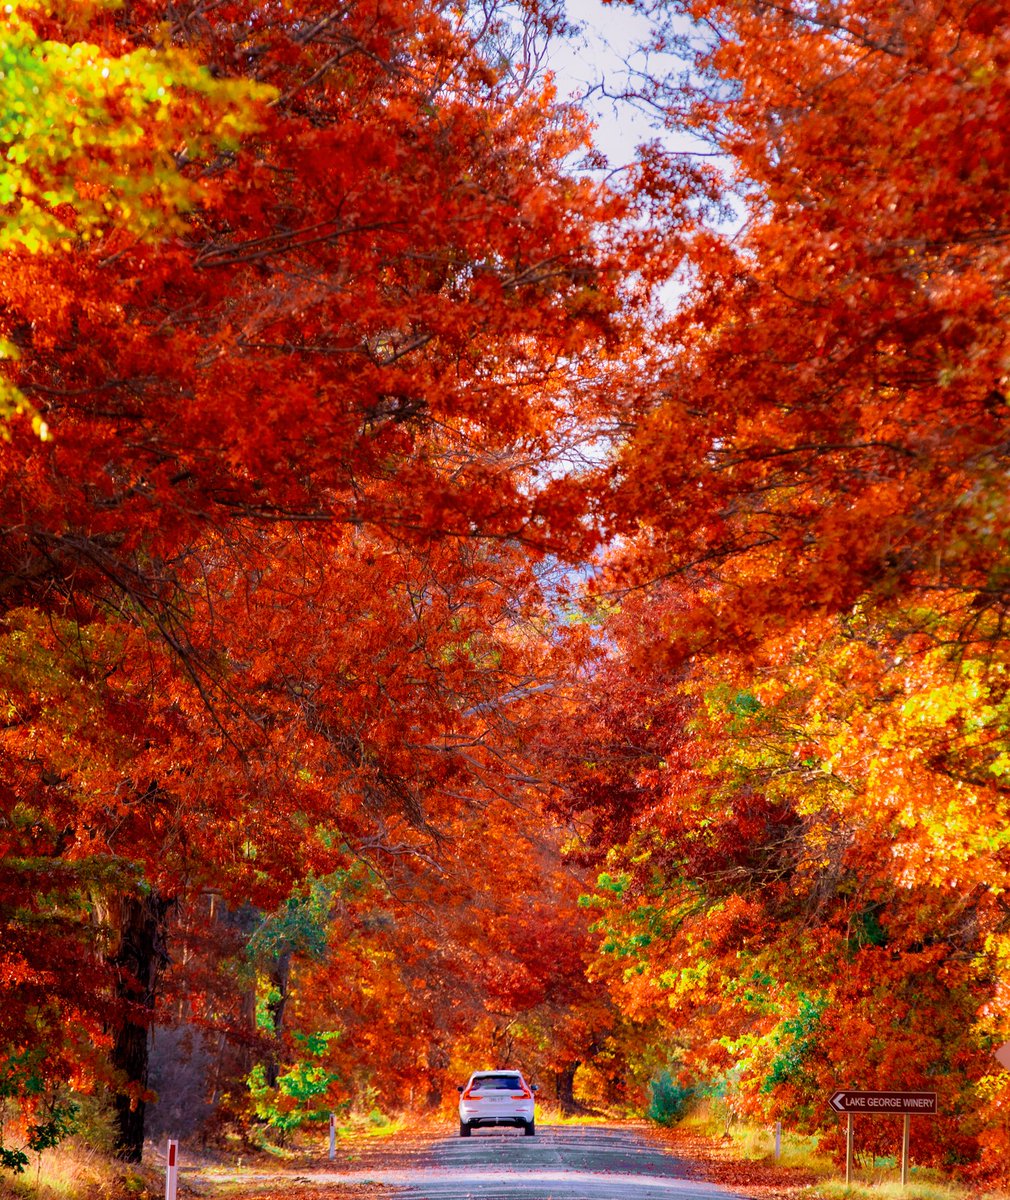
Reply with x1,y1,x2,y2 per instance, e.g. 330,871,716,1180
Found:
183,1187,393,1200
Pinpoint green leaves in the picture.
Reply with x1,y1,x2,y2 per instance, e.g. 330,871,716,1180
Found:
249,883,334,965
0,1048,79,1173
247,1031,343,1134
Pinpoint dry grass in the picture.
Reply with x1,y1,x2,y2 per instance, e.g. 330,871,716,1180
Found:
676,1100,835,1173
812,1178,992,1200
532,1105,614,1126
656,1103,1010,1200
1,1139,152,1200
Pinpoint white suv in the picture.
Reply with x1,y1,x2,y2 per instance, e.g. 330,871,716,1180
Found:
457,1069,538,1136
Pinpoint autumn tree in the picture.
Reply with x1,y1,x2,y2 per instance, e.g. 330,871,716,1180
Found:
0,0,666,1164
247,782,621,1127
554,0,1010,1173
559,588,1009,1164
612,0,1010,649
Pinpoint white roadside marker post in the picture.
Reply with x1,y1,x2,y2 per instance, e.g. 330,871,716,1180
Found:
774,1121,781,1163
165,1139,178,1200
329,1112,336,1161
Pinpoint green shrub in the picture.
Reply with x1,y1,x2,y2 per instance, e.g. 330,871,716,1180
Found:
647,1073,694,1125
247,1030,342,1136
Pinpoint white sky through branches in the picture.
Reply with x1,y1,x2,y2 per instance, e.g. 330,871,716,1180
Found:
553,0,672,167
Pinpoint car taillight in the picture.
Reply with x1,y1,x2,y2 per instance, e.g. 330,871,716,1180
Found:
463,1087,481,1099
512,1085,532,1099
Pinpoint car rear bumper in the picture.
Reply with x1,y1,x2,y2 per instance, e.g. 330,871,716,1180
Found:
459,1104,535,1127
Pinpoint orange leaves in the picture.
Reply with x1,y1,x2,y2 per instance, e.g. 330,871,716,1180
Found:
16,0,1010,1169
610,0,1010,658
567,571,1010,1163
0,0,670,1150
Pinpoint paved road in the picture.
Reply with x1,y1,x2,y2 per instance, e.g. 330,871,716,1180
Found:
385,1123,744,1199
198,1123,747,1200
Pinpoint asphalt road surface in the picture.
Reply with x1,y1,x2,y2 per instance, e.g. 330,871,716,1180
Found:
218,1123,749,1200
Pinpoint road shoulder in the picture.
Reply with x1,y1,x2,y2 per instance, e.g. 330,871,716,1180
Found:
646,1126,818,1199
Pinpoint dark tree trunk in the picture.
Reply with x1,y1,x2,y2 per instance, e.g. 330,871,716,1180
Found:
110,890,171,1162
554,1061,582,1115
425,1041,449,1108
263,949,291,1089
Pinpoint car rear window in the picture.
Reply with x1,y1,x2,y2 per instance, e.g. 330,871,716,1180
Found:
472,1074,523,1090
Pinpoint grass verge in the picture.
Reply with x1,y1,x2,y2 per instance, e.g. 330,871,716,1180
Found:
656,1102,1010,1200
2,1139,154,1200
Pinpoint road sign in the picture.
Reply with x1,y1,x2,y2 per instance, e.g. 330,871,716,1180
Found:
995,1042,1010,1070
829,1090,937,1115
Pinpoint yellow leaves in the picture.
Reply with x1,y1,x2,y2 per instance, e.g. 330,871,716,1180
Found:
7,0,123,21
665,590,1010,917
0,11,274,255
658,959,711,1001
989,752,1010,779
0,6,276,438
900,660,995,729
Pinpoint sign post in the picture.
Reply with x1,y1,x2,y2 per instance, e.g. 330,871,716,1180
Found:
828,1091,936,1189
165,1139,178,1200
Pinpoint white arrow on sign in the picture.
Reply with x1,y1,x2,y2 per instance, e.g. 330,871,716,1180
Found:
995,1043,1010,1071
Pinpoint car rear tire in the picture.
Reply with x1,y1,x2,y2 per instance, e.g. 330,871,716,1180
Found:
459,1120,472,1137
524,1119,535,1136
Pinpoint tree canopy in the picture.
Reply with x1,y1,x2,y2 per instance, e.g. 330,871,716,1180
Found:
3,0,1010,1182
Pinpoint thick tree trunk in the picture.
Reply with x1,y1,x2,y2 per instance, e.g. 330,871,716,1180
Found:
110,890,171,1162
554,1061,581,1115
425,1041,449,1108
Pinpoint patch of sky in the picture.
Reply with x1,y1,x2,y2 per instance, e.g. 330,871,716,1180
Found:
550,0,714,167
551,0,677,168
